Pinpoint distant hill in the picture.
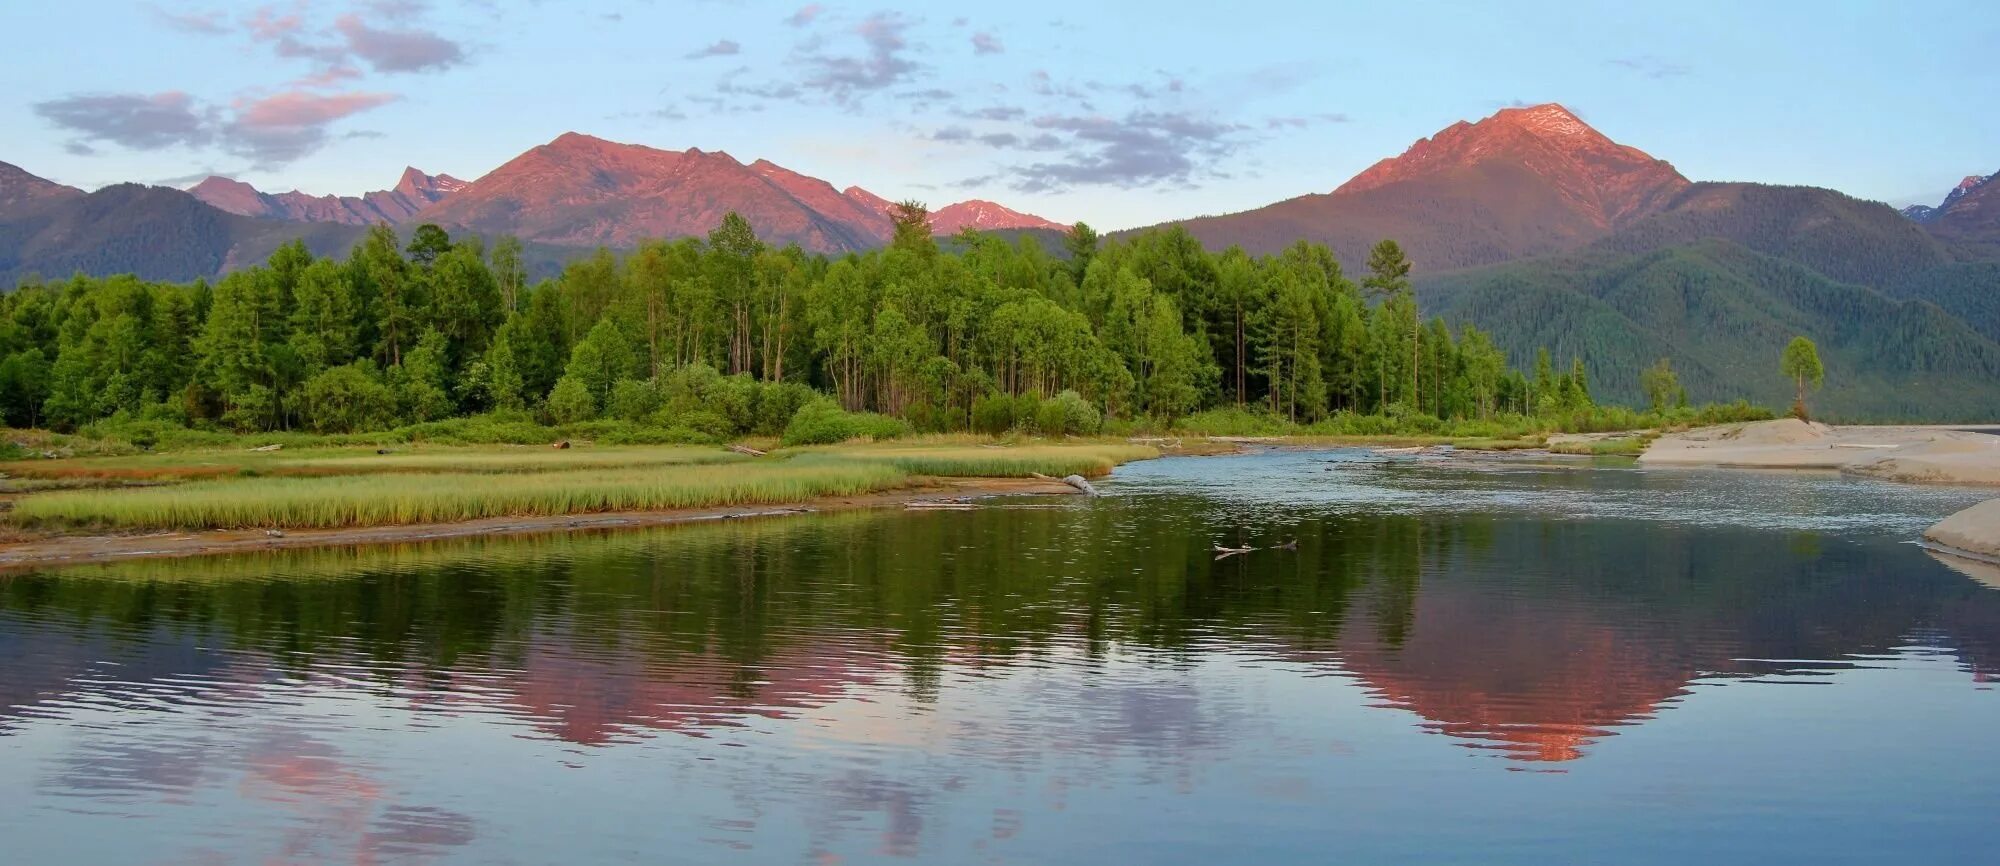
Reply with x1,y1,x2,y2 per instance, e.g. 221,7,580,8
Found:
403,132,1065,253
0,160,82,210
1133,104,1691,269
0,182,368,284
190,167,468,226
1420,239,2000,421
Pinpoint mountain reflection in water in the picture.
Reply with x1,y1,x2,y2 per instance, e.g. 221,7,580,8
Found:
1,449,1997,864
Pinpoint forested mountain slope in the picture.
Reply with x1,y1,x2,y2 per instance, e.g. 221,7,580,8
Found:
1420,239,2000,420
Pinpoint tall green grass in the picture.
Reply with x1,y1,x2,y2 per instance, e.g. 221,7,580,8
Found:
10,460,907,531
798,444,1158,478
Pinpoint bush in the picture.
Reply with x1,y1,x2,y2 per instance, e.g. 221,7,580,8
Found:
781,398,910,446
606,378,659,422
301,364,399,434
752,381,817,437
1035,390,1100,436
546,376,597,424
971,392,1016,434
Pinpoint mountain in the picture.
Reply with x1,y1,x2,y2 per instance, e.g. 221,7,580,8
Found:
189,167,467,226
928,200,1066,235
1929,171,2000,238
411,132,888,253
1143,103,1690,269
413,132,1063,253
0,183,367,284
0,161,82,210
1902,173,1993,223
1419,238,2000,420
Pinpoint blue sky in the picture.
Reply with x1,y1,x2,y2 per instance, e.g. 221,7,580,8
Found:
4,0,1996,230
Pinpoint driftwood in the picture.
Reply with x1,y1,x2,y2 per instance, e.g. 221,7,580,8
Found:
728,444,768,457
250,444,283,452
1032,472,1101,496
551,440,572,450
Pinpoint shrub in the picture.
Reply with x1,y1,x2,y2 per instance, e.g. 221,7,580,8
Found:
301,364,399,434
606,378,659,422
545,376,597,424
971,392,1016,434
781,398,910,446
1036,390,1100,436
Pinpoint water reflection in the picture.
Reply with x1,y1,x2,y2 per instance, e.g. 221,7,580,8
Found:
1,450,1998,863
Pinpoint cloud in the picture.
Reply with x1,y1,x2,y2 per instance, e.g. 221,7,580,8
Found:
151,7,230,35
33,92,214,151
1265,113,1351,130
786,4,824,27
334,13,465,72
971,32,1003,55
1606,55,1690,79
686,39,741,60
801,12,920,101
958,105,1026,122
34,88,397,168
223,90,400,166
1008,110,1245,192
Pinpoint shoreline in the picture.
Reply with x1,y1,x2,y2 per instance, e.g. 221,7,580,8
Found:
1638,419,2000,485
0,476,1080,571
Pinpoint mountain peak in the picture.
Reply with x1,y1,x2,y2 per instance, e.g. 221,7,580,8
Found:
0,160,84,209
1333,102,1688,229
929,199,1067,234
1494,102,1595,138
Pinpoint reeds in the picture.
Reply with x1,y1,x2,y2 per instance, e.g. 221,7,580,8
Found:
799,443,1158,478
10,460,905,531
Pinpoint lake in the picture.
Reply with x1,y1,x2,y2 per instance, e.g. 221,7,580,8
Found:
2,448,1997,865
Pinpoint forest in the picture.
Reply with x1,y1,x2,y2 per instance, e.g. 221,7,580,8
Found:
0,203,1720,446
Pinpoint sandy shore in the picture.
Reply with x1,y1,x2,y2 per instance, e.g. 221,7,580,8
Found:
0,477,1079,571
1639,419,2000,484
1924,498,2000,570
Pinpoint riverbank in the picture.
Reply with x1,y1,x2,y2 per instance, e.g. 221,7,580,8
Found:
0,476,1081,570
0,439,1155,559
1638,419,2000,484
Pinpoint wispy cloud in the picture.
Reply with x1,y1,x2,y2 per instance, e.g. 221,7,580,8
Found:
150,6,230,35
786,4,824,27
1606,55,1690,79
686,39,741,60
35,88,398,169
971,32,1003,55
333,13,465,73
800,12,921,102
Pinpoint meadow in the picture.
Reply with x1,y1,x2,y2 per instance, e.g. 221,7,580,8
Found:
1,437,1161,533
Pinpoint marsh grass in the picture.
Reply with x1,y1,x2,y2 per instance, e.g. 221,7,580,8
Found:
1,445,739,482
3,440,1163,533
796,443,1158,478
10,460,906,531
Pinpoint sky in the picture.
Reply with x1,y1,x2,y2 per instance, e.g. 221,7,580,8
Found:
2,0,1996,230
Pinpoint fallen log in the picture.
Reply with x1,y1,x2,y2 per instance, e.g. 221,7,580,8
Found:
727,444,768,457
250,444,283,452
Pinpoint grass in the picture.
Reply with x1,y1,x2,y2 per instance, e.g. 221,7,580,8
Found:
0,445,739,482
0,439,1163,533
8,458,907,531
811,442,1159,478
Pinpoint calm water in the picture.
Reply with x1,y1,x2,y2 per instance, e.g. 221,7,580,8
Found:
3,449,1998,865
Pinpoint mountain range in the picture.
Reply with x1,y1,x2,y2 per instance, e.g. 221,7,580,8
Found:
175,132,1065,256
2,105,1996,418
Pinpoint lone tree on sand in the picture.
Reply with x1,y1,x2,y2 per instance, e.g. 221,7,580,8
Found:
1780,336,1824,420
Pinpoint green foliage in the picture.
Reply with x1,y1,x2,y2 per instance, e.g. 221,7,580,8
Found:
1036,390,1102,436
5,209,1829,444
1639,358,1682,413
300,363,397,434
781,398,910,446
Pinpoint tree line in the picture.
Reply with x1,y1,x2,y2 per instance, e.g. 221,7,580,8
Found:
0,204,1615,437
